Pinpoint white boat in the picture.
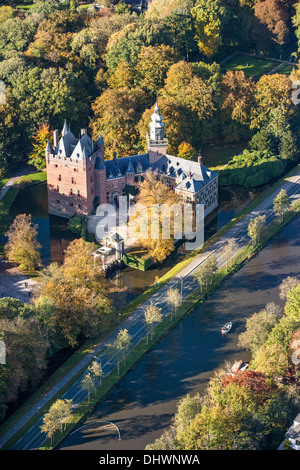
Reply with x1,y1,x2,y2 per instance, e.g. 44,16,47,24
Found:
221,322,232,335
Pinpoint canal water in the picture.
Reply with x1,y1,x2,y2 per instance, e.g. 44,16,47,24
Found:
9,182,259,305
59,212,300,450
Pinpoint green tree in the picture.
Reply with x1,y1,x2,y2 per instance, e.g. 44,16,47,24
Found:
273,189,291,222
191,0,230,58
253,343,288,381
284,284,300,322
247,215,266,247
238,302,281,358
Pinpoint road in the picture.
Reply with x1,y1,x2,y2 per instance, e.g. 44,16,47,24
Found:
1,167,300,450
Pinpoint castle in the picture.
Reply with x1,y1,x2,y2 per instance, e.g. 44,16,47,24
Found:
46,104,218,219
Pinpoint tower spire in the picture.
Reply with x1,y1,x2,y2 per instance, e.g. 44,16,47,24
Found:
62,119,69,136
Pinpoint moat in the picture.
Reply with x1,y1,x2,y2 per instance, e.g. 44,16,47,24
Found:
9,181,262,306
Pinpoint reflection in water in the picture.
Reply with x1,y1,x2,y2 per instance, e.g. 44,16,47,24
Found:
9,182,77,264
60,215,300,451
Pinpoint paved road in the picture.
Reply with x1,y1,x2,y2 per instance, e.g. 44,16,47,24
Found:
1,168,300,450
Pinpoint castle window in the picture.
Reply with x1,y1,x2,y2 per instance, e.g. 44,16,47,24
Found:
58,174,61,181
113,181,118,188
106,183,109,189
56,199,60,204
78,204,81,209
77,190,81,197
56,185,59,192
69,188,73,195
69,202,73,207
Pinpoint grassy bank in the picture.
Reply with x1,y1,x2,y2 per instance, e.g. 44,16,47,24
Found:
5,197,300,450
1,170,47,210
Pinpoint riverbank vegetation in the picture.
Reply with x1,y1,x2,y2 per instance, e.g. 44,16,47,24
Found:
1,0,300,181
0,237,114,422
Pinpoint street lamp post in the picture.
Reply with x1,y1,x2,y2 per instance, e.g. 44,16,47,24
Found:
178,276,183,303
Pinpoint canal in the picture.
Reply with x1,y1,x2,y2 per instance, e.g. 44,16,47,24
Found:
58,209,300,450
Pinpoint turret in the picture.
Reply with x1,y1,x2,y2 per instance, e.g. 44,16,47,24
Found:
147,102,168,164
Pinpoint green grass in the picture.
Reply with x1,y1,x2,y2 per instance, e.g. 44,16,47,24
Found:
16,4,33,10
275,63,295,76
202,140,248,171
1,170,47,210
224,54,278,77
0,177,9,191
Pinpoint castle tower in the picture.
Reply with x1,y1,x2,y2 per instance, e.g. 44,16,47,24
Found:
147,102,168,164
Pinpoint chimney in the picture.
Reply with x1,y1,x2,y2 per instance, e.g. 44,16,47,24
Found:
198,150,202,166
53,129,59,148
81,128,87,137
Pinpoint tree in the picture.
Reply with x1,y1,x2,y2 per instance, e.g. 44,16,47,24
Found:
41,412,59,445
5,214,41,272
273,189,291,222
279,276,300,300
107,329,132,375
177,142,197,161
28,123,52,171
80,373,96,405
48,398,73,433
222,238,237,271
247,215,266,247
36,239,114,348
91,86,148,158
143,301,162,343
89,360,103,387
69,0,78,10
253,343,288,381
191,0,230,58
194,254,218,291
220,71,255,141
285,284,300,322
0,6,15,25
135,45,179,96
251,74,292,131
252,0,290,53
130,170,182,263
166,287,181,322
238,302,281,358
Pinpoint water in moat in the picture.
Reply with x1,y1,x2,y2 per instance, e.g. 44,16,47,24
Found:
9,181,259,305
58,212,300,450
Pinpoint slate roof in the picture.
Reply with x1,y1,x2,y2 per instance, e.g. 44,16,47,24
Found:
152,154,218,193
103,154,150,178
94,152,217,194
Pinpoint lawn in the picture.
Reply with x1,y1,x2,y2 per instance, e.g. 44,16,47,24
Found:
275,63,295,76
202,140,248,171
224,54,278,77
16,4,34,10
